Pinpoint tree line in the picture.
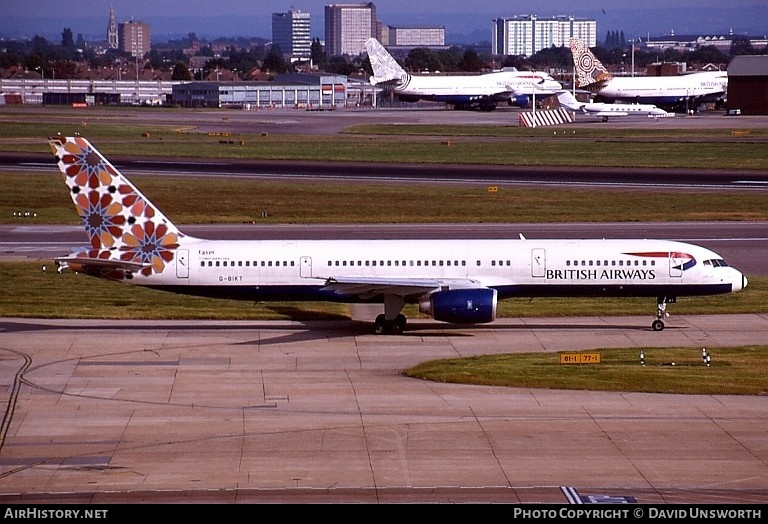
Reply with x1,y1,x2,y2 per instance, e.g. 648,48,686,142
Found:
1,28,765,81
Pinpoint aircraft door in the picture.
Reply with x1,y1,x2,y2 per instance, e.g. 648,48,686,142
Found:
176,249,189,278
669,252,683,278
531,248,546,278
300,256,312,278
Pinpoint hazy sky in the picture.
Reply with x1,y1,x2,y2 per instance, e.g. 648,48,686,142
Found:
6,0,760,16
3,0,766,40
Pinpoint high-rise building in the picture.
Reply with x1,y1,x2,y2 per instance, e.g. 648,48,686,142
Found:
272,9,312,60
118,20,151,58
324,3,379,57
492,15,596,56
386,26,445,47
107,5,118,49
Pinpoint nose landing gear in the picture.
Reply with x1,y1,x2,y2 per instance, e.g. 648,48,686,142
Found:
652,296,675,331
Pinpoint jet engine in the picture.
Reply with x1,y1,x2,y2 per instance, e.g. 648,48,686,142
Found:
419,288,498,324
509,95,529,107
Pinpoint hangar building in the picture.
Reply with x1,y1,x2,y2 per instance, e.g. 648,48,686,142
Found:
727,55,768,115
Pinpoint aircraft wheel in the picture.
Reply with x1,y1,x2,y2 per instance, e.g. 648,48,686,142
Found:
651,319,665,331
373,314,387,335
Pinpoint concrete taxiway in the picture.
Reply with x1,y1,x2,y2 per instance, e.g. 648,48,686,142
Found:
1,315,768,504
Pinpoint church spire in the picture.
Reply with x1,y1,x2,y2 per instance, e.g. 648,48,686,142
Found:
107,4,118,49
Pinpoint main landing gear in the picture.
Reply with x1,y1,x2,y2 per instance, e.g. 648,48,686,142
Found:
374,313,407,335
373,295,407,335
652,296,675,331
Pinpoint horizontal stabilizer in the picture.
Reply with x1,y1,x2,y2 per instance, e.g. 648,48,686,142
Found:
56,255,151,273
555,91,583,111
369,75,403,87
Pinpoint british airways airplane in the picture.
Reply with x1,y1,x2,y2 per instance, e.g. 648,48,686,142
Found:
49,136,747,334
365,38,562,111
569,38,728,111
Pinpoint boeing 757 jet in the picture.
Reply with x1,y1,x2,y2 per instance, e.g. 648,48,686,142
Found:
49,136,746,334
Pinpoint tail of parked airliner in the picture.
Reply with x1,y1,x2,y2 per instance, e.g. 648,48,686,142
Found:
569,38,613,89
365,38,410,87
49,135,188,278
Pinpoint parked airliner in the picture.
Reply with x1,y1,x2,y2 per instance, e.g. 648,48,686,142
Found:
49,136,747,334
569,38,728,111
365,38,562,111
555,90,672,121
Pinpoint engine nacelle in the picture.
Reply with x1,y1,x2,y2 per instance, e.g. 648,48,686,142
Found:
509,95,530,107
419,288,498,324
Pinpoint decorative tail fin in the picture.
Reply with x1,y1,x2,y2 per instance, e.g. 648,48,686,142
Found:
48,135,185,278
569,38,613,89
364,38,409,86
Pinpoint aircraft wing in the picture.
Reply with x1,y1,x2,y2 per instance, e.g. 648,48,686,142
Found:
591,110,630,118
322,277,481,300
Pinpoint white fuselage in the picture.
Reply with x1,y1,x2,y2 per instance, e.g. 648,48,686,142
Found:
391,71,563,107
131,237,746,303
581,102,671,118
593,71,728,105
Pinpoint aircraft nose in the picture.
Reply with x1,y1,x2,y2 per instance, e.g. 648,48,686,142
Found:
735,271,748,292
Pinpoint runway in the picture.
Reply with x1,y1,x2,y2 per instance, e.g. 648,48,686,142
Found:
2,315,768,504
2,222,766,277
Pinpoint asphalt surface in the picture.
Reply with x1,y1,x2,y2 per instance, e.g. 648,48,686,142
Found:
2,315,768,504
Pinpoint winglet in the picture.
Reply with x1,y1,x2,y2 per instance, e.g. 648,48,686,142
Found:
48,135,186,278
364,38,409,86
569,38,613,88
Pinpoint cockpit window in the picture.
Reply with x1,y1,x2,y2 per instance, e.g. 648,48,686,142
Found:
704,259,729,267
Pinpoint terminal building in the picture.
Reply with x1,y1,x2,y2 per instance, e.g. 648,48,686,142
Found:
171,74,359,109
